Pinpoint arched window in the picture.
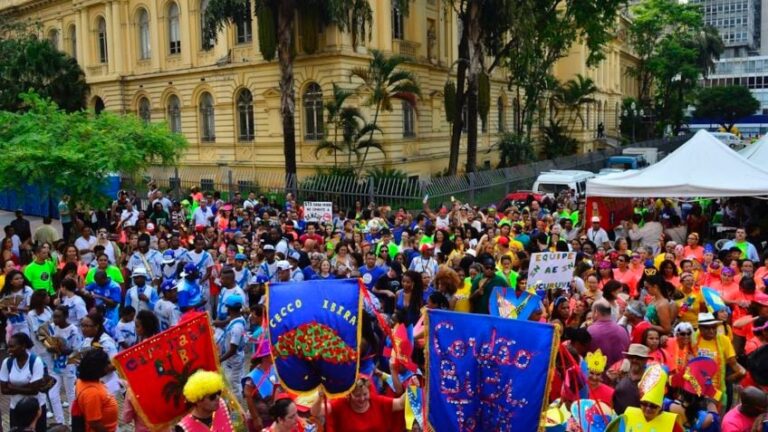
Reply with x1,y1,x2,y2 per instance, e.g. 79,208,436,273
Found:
168,2,181,54
403,101,415,137
200,0,213,50
235,0,252,44
48,29,59,49
303,83,323,140
97,17,108,63
68,25,77,59
93,97,105,115
137,8,151,59
167,95,182,133
199,92,215,141
497,97,505,133
138,97,151,123
237,89,255,141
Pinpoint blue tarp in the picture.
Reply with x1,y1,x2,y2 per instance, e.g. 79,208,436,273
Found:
0,175,121,218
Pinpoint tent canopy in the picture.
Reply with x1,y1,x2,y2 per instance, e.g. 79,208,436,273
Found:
586,130,768,197
740,134,768,163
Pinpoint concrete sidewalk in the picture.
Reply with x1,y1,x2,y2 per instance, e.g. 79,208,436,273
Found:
0,210,63,236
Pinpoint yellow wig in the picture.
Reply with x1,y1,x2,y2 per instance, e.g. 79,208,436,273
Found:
183,370,225,403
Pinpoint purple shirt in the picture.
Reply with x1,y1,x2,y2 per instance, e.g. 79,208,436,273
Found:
588,318,630,367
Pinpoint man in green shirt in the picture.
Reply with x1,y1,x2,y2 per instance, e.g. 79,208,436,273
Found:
470,255,510,314
24,244,56,295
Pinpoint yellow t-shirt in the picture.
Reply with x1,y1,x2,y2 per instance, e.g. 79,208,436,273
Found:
675,289,704,327
454,278,472,313
694,334,734,391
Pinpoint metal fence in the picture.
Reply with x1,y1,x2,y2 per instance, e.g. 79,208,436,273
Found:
129,135,688,211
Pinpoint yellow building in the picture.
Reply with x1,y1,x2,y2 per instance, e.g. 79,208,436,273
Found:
0,0,639,180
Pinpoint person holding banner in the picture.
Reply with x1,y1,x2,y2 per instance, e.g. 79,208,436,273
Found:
217,294,247,399
175,370,236,432
470,255,509,315
311,375,406,432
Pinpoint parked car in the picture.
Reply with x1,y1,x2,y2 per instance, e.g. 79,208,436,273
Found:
532,170,595,197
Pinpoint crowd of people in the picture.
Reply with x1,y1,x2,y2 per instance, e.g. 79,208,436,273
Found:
0,185,767,432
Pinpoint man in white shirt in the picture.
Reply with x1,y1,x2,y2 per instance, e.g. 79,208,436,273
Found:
586,216,611,250
409,244,439,276
74,226,98,265
119,201,139,228
192,201,214,227
627,215,664,254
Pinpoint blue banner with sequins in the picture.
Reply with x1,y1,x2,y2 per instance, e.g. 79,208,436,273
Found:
425,309,558,432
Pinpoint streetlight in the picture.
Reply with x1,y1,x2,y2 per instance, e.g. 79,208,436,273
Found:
622,102,643,142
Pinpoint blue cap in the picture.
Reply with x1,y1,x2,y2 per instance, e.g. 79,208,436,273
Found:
162,250,175,264
160,280,177,292
224,294,244,308
704,243,715,254
235,253,247,261
254,275,269,284
183,263,196,274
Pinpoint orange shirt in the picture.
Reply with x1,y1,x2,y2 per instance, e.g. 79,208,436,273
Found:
76,380,119,432
614,268,640,297
683,245,704,264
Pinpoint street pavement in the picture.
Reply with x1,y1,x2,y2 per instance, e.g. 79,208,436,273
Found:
0,210,63,236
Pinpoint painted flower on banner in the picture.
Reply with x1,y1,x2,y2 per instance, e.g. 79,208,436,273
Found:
274,322,357,364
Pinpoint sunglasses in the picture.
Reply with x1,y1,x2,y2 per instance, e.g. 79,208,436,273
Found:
206,391,221,401
677,332,692,336
640,402,659,410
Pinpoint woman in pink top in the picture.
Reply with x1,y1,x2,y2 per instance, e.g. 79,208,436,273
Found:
614,254,640,298
682,232,704,264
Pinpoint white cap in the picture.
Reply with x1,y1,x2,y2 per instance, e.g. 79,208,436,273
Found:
276,260,292,271
263,244,276,252
131,267,148,278
591,216,601,223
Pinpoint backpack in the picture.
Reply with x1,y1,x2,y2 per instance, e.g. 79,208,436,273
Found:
4,353,56,393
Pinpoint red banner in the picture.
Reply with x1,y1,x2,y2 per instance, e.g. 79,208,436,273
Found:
585,196,634,232
113,312,219,428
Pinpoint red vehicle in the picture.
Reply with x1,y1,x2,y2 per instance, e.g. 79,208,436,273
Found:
497,191,545,212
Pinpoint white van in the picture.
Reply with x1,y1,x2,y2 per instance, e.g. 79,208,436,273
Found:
711,132,744,150
532,170,596,197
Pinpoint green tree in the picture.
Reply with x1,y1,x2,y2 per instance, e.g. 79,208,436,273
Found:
694,85,759,132
490,133,534,167
541,120,579,159
350,49,421,171
498,0,624,147
0,20,88,112
627,0,723,134
551,74,598,136
203,0,409,184
0,92,187,209
315,84,384,170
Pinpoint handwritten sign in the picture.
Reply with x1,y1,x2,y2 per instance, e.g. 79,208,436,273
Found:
303,201,333,222
426,309,557,431
113,312,220,428
267,278,362,396
527,252,576,291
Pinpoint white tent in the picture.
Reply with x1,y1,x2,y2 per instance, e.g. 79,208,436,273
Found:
586,130,768,197
740,134,768,163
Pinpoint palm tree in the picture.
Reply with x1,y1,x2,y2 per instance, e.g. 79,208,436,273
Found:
350,49,421,171
316,84,384,169
552,74,597,136
203,1,407,186
688,25,724,77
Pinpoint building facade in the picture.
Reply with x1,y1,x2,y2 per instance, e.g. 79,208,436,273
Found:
690,0,761,57
0,0,639,179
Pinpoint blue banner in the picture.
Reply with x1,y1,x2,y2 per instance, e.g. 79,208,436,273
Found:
267,279,362,396
426,309,558,432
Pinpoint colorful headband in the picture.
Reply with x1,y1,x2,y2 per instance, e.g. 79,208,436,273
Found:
644,267,658,277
